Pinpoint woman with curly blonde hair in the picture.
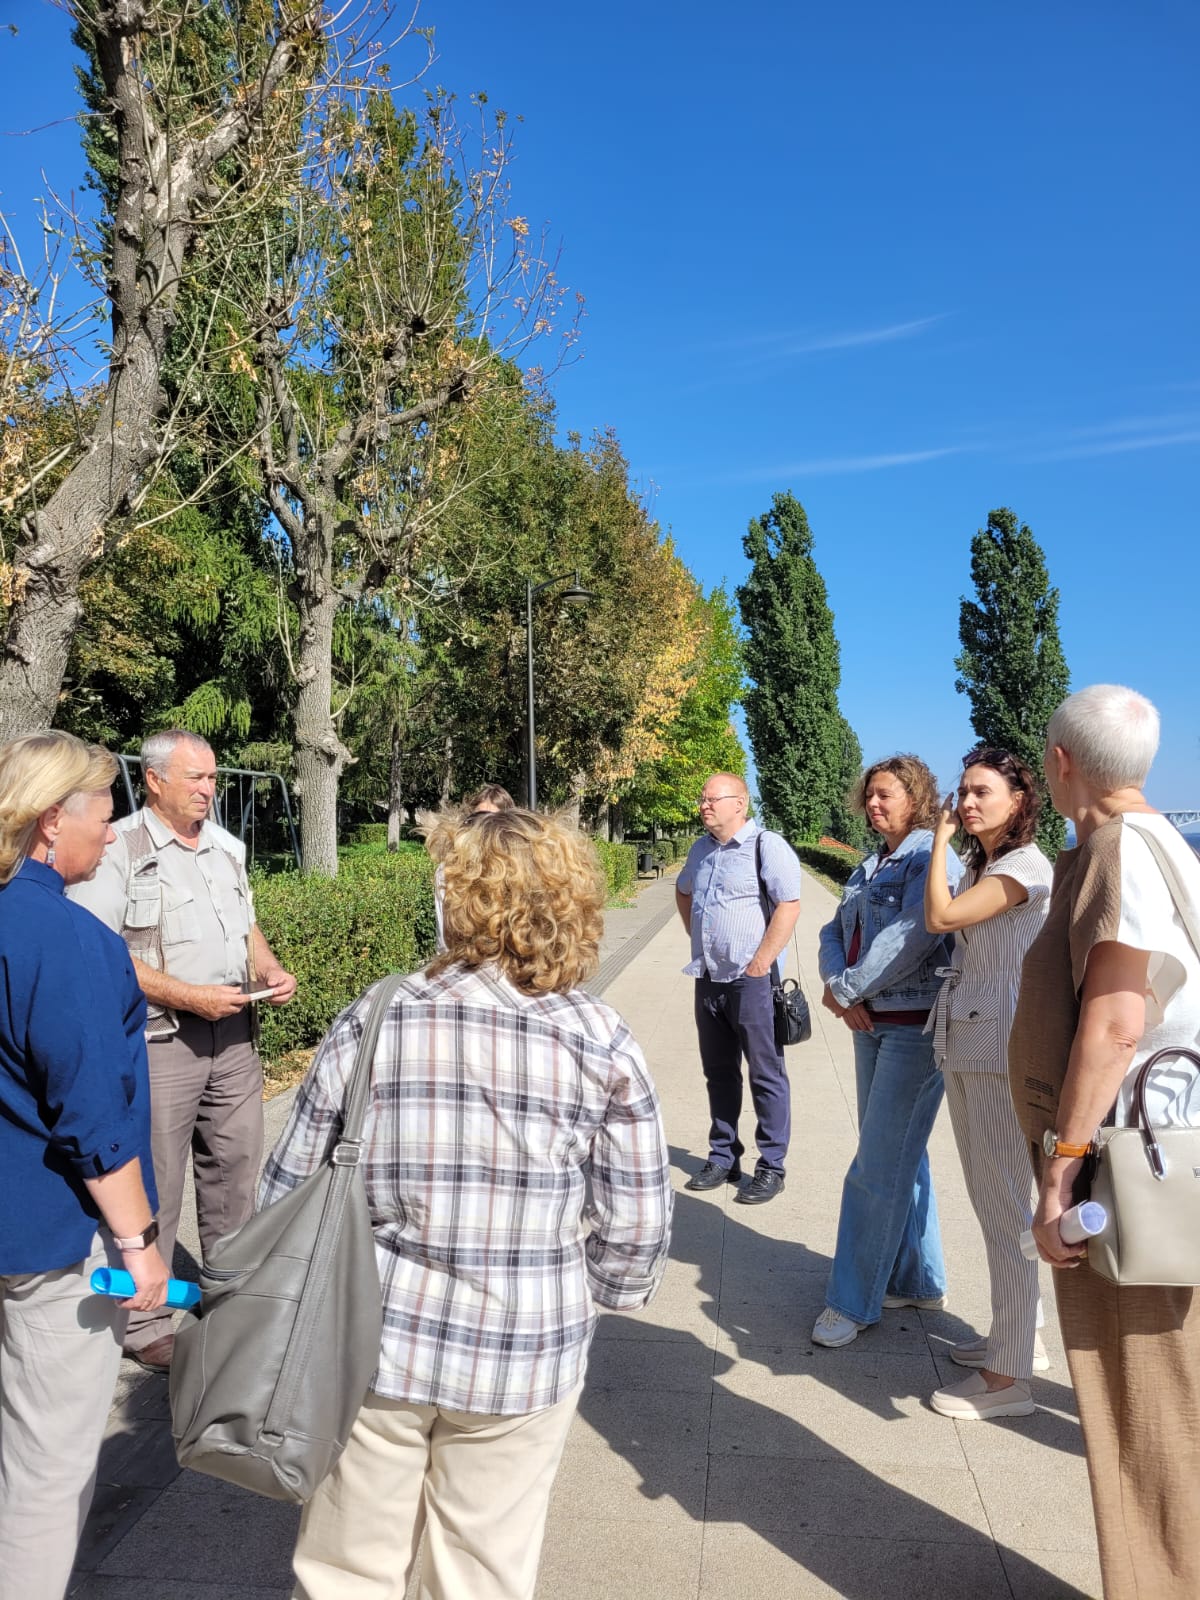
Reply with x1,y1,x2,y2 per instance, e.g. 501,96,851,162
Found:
265,807,672,1600
812,754,964,1348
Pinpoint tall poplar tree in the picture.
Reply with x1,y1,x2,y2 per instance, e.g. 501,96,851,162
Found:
955,507,1071,855
737,492,846,841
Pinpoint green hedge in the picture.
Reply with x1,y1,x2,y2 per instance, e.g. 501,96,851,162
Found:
348,822,390,847
253,851,437,1060
594,838,638,898
793,841,863,886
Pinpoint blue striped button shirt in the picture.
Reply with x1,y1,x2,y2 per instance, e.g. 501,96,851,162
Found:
259,964,673,1416
678,821,804,981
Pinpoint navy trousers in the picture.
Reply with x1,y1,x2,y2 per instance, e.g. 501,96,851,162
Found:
694,973,790,1173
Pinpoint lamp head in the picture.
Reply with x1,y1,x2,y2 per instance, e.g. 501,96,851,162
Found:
561,572,595,607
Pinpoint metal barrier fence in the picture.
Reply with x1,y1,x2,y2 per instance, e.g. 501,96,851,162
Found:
115,756,302,870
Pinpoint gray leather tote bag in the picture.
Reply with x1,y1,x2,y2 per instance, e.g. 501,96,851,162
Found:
169,975,397,1502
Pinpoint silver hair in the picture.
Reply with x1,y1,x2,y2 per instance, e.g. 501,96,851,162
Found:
140,728,213,780
1045,684,1160,792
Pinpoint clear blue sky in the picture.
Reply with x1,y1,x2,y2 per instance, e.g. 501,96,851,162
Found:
3,1,1197,806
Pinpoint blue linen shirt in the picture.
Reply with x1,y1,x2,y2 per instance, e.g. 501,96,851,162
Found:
677,821,804,982
0,858,156,1275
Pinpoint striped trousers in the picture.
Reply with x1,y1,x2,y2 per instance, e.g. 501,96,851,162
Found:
943,1068,1040,1380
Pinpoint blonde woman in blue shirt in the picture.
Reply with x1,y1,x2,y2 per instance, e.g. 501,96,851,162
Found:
0,732,168,1600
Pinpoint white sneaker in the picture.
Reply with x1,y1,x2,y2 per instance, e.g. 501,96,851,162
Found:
950,1332,1050,1372
931,1372,1036,1420
881,1293,947,1310
811,1306,865,1348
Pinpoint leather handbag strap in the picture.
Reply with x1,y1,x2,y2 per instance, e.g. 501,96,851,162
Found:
753,831,802,986
338,973,406,1151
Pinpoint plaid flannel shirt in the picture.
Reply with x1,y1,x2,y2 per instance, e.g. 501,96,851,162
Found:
260,963,673,1415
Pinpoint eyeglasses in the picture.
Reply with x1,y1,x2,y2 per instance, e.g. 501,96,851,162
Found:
697,794,742,808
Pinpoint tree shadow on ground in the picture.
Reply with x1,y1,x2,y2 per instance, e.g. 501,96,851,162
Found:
577,1150,1093,1599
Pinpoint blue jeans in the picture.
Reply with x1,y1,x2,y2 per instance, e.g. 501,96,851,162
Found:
825,1020,946,1326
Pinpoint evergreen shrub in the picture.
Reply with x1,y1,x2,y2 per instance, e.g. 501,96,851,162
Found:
347,822,390,847
594,839,638,898
253,851,437,1060
793,841,863,886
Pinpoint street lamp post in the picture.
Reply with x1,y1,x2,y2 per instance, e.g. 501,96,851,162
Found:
525,570,594,810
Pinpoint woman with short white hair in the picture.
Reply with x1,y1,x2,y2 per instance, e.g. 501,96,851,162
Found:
1010,684,1200,1598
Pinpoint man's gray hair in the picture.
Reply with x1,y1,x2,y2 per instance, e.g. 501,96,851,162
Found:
140,728,214,780
1045,684,1160,792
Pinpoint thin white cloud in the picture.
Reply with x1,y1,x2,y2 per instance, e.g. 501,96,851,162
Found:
716,447,961,484
1030,428,1200,460
698,314,948,356
785,316,948,354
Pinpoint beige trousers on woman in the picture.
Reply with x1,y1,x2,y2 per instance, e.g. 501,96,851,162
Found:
292,1381,582,1600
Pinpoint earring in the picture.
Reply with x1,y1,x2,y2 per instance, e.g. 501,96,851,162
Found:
45,843,56,867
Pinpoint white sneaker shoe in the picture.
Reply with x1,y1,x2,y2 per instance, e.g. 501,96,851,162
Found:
811,1306,865,1348
931,1372,1036,1420
881,1293,947,1310
950,1333,1050,1372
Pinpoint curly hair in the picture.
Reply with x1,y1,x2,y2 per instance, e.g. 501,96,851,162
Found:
957,747,1042,871
423,808,605,995
848,753,941,834
0,731,118,885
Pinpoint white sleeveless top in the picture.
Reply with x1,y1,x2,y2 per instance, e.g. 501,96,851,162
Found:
930,841,1054,1074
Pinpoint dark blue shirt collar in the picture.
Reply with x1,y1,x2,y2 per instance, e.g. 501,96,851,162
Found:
14,857,65,895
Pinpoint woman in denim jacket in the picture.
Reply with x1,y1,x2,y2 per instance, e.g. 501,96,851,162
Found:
812,754,962,1348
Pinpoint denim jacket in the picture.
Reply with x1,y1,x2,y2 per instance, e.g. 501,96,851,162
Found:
817,829,962,1011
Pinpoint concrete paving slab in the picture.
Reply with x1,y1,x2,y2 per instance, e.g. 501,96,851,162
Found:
535,1513,703,1600
71,1582,291,1600
94,1478,299,1587
698,1525,1018,1600
704,1456,992,1540
707,1356,968,1468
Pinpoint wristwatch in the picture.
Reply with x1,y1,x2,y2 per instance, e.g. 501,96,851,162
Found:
113,1218,160,1250
1042,1130,1091,1159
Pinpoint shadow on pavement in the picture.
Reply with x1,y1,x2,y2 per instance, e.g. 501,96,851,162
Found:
579,1152,1092,1599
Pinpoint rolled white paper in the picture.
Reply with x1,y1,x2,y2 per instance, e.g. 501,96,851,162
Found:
1019,1201,1107,1260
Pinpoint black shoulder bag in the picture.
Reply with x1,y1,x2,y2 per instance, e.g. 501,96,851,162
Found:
753,832,812,1047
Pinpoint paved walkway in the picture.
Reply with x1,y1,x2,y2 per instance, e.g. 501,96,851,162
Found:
71,872,1102,1598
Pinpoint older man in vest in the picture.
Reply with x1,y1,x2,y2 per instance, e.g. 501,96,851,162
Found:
70,729,295,1370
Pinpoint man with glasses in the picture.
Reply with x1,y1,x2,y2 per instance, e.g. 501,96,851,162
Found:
676,774,803,1204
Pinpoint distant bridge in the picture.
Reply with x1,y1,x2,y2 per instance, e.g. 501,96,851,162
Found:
1164,811,1200,829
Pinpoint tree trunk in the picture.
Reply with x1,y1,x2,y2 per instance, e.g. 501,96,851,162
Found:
0,6,304,739
563,770,587,830
293,528,350,876
387,723,403,851
608,800,625,843
439,734,455,807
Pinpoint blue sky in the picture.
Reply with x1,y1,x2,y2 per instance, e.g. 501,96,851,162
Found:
2,1,1197,806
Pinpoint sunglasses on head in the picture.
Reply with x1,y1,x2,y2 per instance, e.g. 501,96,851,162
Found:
960,745,1013,770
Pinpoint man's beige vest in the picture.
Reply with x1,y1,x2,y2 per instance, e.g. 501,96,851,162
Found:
118,815,252,1042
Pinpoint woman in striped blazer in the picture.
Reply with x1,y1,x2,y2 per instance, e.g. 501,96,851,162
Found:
923,748,1053,1421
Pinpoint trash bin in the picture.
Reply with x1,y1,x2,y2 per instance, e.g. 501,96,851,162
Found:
638,849,654,874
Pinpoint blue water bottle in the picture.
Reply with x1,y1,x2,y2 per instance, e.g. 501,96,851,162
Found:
90,1267,201,1309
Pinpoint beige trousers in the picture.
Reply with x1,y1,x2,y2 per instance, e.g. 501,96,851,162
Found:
292,1382,583,1600
0,1232,126,1600
126,1011,263,1351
